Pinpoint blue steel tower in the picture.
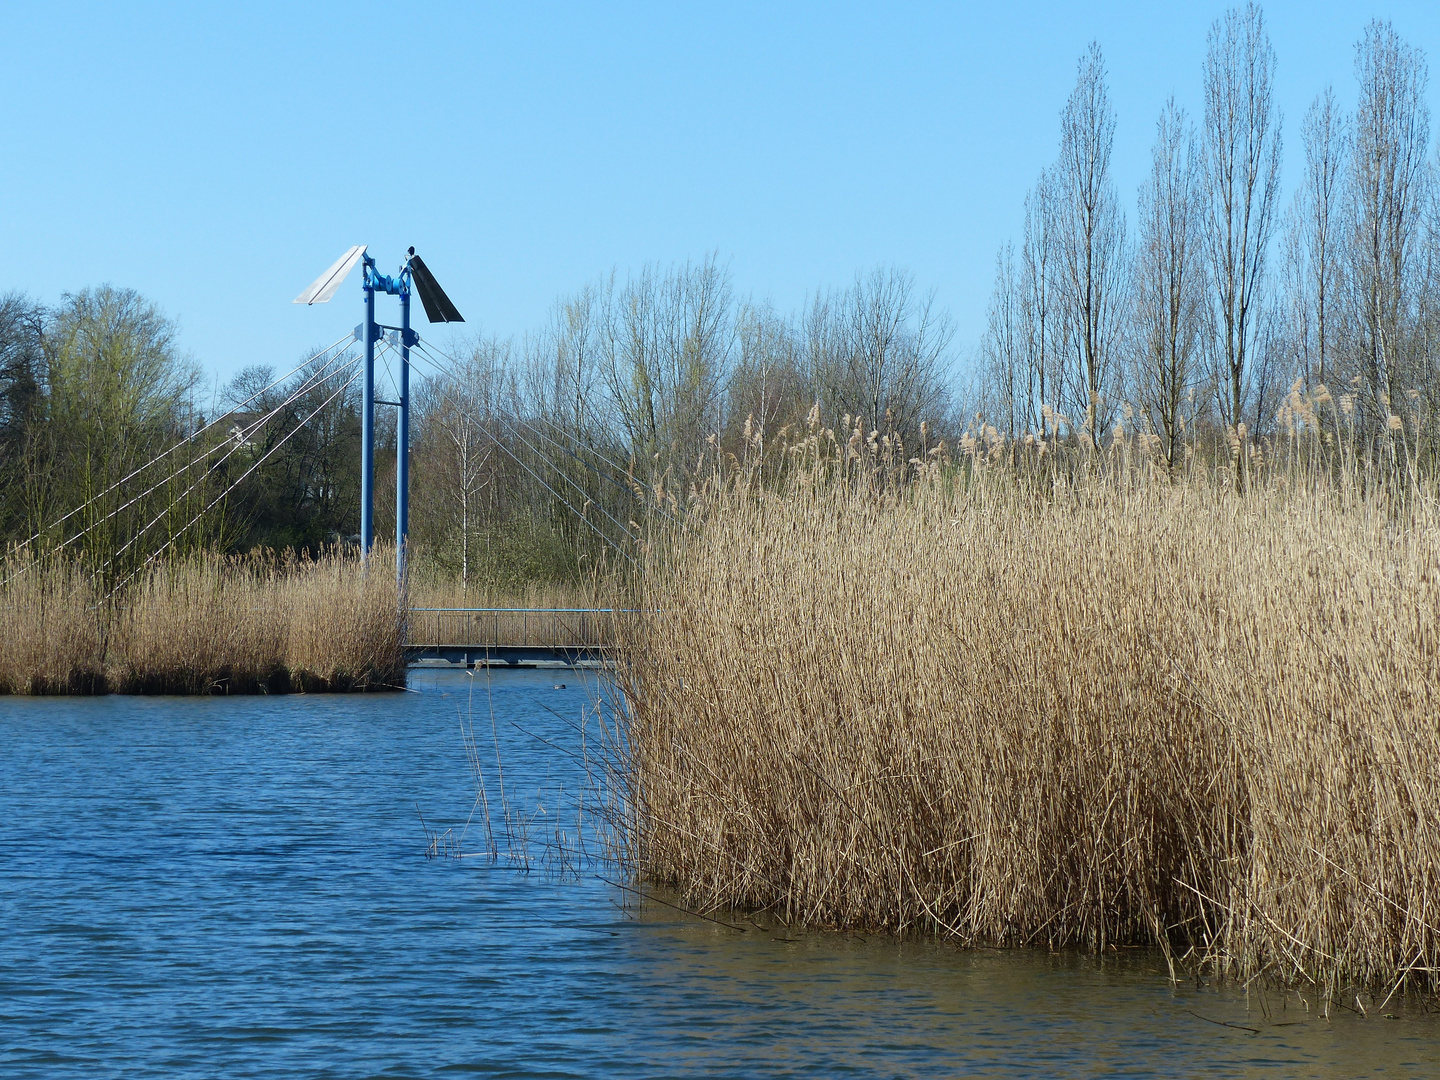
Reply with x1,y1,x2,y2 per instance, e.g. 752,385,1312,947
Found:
294,245,464,582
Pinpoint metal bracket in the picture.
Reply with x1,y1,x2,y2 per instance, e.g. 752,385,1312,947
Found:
375,325,420,347
365,264,407,297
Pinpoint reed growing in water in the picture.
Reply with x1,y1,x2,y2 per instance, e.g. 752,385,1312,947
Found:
0,549,405,694
613,416,1440,999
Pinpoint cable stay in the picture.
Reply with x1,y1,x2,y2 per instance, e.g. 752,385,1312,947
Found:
99,352,363,575
10,331,356,557
400,346,639,569
510,411,688,533
515,414,641,503
408,339,671,540
55,346,359,568
410,339,685,530
500,415,641,549
1,340,360,591
108,361,367,597
411,339,650,498
520,412,688,531
404,345,638,567
482,420,640,571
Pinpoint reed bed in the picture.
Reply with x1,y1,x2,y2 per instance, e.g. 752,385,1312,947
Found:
409,579,600,613
408,607,616,652
0,557,107,694
613,439,1440,1000
0,550,405,694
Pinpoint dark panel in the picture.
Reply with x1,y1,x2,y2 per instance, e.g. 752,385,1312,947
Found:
409,255,465,323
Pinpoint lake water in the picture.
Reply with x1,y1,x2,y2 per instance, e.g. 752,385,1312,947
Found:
2,669,1436,1078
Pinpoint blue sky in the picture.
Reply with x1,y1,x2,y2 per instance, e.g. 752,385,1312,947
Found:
4,2,1439,388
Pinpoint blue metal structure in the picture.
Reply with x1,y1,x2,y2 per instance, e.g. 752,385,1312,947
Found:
359,251,418,580
296,245,462,584
398,275,411,577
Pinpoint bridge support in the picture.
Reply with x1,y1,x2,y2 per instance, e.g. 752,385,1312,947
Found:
358,252,417,580
396,284,410,586
361,277,376,558
296,245,460,583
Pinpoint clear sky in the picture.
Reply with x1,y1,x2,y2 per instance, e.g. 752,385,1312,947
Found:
4,2,1439,388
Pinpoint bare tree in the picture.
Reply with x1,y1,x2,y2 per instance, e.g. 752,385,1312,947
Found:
1346,21,1432,429
530,279,605,443
42,287,202,566
983,244,1024,438
0,293,45,532
807,267,953,443
413,342,509,589
1020,169,1061,435
1134,99,1207,471
1056,42,1128,446
1284,88,1348,392
601,255,734,481
439,407,492,593
1201,2,1283,439
726,300,807,452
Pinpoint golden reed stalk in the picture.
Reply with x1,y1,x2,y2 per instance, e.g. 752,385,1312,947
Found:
614,430,1440,997
0,549,405,694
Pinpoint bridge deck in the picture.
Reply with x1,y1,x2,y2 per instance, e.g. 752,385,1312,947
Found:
405,608,619,669
407,645,610,669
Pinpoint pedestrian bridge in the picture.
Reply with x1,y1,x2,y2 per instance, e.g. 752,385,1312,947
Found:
405,608,618,669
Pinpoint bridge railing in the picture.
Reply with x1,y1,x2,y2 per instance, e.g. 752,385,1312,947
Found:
406,608,624,650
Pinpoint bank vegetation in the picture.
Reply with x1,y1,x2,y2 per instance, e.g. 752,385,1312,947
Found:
612,398,1440,1001
0,549,404,695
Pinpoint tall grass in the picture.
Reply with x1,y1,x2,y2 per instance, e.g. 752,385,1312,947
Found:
0,557,107,694
613,421,1440,999
409,579,600,613
0,549,404,694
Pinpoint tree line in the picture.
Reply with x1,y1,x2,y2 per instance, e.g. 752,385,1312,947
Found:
403,256,957,587
979,7,1440,480
0,259,958,590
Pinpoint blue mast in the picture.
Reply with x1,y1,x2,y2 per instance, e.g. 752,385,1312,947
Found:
296,244,460,582
397,258,412,586
361,265,377,558
359,251,419,577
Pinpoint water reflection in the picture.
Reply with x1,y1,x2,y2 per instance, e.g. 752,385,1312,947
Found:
619,908,1439,1078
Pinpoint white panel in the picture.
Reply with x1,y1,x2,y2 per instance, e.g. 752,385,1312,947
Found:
293,245,366,305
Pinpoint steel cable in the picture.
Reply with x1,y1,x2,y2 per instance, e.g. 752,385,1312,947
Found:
402,346,639,568
80,347,362,573
107,361,367,598
11,331,355,553
411,339,685,529
99,351,363,575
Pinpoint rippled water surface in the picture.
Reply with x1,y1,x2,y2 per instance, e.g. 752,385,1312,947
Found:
3,670,1437,1078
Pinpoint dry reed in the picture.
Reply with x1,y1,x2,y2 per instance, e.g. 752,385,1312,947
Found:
0,555,106,694
409,579,599,612
613,434,1440,999
0,549,405,694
